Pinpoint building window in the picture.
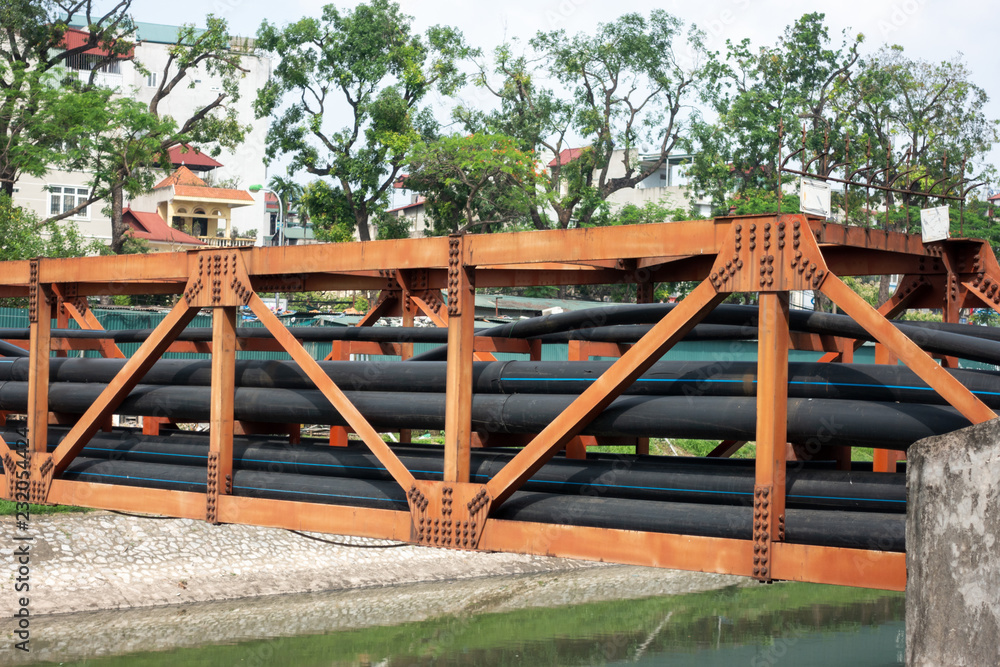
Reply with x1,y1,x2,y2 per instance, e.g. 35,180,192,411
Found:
146,72,157,87
65,53,121,74
48,185,90,219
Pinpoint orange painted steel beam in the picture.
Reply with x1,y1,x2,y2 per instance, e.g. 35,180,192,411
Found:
400,291,416,363
568,340,631,360
871,344,903,472
753,293,790,582
6,221,949,296
486,279,726,507
790,332,850,354
444,251,475,484
480,519,754,578
216,495,413,539
410,294,448,327
474,267,626,288
770,542,905,591
356,292,399,326
708,440,747,458
50,301,199,476
42,476,905,590
247,293,415,490
817,276,927,364
37,253,193,286
822,274,996,424
873,448,906,474
809,220,931,256
208,307,237,522
27,275,51,456
47,479,210,520
54,294,68,358
56,289,127,359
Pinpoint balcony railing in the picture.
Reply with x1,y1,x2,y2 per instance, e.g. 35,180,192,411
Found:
197,236,257,247
76,70,123,89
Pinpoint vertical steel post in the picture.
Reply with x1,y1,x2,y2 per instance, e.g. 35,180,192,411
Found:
753,291,789,581
444,236,475,483
400,294,416,444
872,344,901,473
327,339,350,448
941,268,962,368
54,296,68,359
207,306,236,523
27,261,50,455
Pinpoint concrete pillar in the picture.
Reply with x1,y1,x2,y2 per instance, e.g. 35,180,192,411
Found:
907,418,1000,666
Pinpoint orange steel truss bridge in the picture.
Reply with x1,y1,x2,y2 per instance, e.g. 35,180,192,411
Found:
3,213,1000,592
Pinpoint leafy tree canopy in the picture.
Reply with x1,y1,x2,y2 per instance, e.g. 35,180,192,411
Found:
466,10,708,229
255,0,473,241
405,133,541,235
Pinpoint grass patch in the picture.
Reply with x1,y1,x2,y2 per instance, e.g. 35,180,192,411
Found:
0,500,87,516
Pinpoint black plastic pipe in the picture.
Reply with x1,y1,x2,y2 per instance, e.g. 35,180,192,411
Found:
17,429,903,513
407,302,1000,365
58,455,904,551
3,358,998,408
0,382,969,448
0,340,29,358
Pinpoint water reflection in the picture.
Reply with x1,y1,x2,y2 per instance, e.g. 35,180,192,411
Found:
12,577,903,666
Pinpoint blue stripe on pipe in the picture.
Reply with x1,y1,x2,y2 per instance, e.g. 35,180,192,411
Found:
66,471,198,485
502,376,1000,397
233,484,408,505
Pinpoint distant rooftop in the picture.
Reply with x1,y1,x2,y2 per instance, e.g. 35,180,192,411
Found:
66,17,254,51
168,144,223,171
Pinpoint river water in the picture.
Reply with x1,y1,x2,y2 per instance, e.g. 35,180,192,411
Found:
6,572,903,666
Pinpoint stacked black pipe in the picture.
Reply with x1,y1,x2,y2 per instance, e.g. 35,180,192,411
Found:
6,301,997,552
0,358,991,448
0,426,905,551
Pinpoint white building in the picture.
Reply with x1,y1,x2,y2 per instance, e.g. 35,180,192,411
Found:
545,147,713,218
12,20,272,248
384,148,713,239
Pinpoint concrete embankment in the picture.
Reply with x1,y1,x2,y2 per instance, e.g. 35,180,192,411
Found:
2,511,744,665
2,511,741,616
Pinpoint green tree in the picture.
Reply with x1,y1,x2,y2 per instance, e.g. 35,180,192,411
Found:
372,208,411,240
267,174,304,217
405,133,540,234
0,0,136,198
689,13,862,209
837,46,998,225
254,1,472,241
87,15,251,253
0,195,102,260
470,11,707,229
300,179,355,242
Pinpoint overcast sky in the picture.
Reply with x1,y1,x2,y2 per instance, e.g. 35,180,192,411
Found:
132,0,1000,185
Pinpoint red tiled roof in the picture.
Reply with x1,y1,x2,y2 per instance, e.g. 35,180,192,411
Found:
154,165,207,189
60,27,135,58
547,148,585,168
174,185,254,202
124,209,204,246
388,197,425,213
168,144,223,170
989,193,1000,202
153,166,254,203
